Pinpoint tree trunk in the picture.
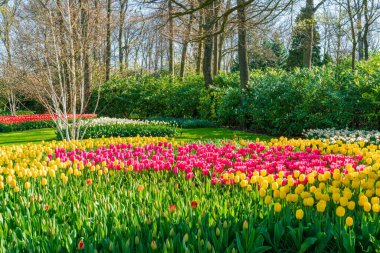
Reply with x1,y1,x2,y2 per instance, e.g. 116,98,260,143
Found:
105,0,112,81
93,0,100,62
180,13,194,79
303,0,314,68
80,0,91,99
336,2,342,65
119,0,128,73
212,1,219,76
347,0,356,70
202,3,214,89
357,4,363,61
217,0,231,73
237,0,248,90
196,9,204,74
363,0,369,60
168,0,174,77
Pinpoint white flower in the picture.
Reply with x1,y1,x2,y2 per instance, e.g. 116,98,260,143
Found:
303,128,380,145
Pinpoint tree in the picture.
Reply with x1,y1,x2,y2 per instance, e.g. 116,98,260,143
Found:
118,0,128,73
287,7,322,68
237,0,248,89
179,11,194,79
0,0,21,115
14,0,106,140
106,0,112,81
168,0,175,77
202,1,214,88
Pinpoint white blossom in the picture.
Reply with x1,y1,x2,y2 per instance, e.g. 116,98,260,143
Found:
303,128,380,144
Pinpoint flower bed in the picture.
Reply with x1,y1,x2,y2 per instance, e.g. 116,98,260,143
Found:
0,114,96,133
0,136,379,251
60,117,178,139
147,116,217,128
303,128,380,145
0,113,95,124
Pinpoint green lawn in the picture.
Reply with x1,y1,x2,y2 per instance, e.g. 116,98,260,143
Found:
0,127,271,146
176,128,271,142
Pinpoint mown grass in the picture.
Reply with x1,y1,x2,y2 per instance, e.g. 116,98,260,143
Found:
0,127,272,146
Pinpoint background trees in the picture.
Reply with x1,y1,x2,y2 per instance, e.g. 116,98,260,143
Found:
0,0,379,117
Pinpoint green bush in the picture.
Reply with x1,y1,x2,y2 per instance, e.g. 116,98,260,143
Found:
89,55,380,136
0,120,55,133
90,75,211,119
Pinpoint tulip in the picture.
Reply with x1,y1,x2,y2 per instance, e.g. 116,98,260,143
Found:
151,240,157,250
169,204,176,213
191,200,198,209
78,240,84,250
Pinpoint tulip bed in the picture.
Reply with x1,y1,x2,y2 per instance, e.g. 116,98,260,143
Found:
1,136,380,252
0,114,96,133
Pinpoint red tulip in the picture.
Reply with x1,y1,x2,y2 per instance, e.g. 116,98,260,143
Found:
78,240,84,250
169,204,176,213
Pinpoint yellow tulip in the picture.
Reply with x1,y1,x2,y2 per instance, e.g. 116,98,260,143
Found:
274,203,281,213
336,206,345,217
295,209,304,220
346,217,354,227
24,182,31,190
41,178,47,186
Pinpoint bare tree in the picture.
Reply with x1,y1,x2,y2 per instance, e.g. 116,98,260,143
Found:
0,0,21,115
14,0,105,140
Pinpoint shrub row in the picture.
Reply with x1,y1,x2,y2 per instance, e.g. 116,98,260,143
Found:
89,55,380,136
0,120,55,133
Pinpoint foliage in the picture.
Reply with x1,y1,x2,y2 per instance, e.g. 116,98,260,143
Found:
286,7,322,68
60,119,178,139
90,55,380,136
231,35,288,71
0,120,55,132
0,136,380,251
147,116,218,128
90,75,208,119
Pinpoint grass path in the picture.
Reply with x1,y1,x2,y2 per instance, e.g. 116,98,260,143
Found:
0,127,272,146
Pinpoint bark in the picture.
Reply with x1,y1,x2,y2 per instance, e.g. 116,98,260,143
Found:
212,1,219,76
336,2,343,64
347,0,357,70
363,0,369,60
217,0,231,72
2,8,17,116
357,3,364,61
237,0,248,90
196,9,204,74
106,0,112,81
202,3,214,89
303,0,314,68
180,13,194,79
119,0,128,73
168,0,174,77
93,0,100,61
80,0,91,99
123,31,130,70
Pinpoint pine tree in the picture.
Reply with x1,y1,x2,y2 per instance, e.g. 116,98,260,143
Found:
287,8,322,69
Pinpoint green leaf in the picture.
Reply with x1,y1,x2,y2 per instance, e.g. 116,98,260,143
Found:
299,237,317,253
